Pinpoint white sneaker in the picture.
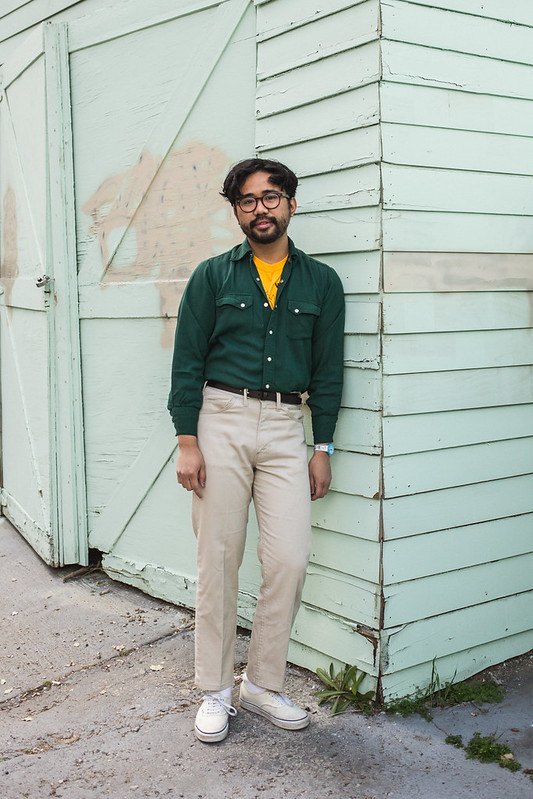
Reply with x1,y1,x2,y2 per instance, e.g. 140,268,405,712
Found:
194,694,237,743
239,684,309,730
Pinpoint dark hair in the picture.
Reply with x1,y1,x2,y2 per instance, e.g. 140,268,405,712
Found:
221,158,298,206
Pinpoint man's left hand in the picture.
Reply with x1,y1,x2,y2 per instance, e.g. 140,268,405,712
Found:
308,451,332,501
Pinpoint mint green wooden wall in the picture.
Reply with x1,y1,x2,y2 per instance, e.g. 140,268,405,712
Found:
379,0,533,696
1,0,532,701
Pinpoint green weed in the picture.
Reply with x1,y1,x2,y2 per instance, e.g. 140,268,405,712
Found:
315,663,374,715
385,659,504,721
464,732,521,772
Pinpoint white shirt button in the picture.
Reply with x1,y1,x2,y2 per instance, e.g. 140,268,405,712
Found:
267,357,272,362
264,302,269,307
269,330,273,334
294,308,300,314
265,384,270,389
240,303,246,307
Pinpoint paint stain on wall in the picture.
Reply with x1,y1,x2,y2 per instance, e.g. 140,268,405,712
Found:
83,141,241,347
1,186,18,319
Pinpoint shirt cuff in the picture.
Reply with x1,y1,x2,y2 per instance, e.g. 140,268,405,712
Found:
311,414,338,445
170,407,200,437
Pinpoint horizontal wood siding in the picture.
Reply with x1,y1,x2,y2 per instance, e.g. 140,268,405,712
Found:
256,0,383,681
380,0,533,695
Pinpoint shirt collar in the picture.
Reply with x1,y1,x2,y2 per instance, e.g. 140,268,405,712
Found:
230,237,297,263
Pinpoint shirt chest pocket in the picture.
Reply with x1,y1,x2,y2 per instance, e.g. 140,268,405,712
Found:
216,293,253,327
286,299,320,339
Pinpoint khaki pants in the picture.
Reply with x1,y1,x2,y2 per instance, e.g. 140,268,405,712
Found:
192,385,312,693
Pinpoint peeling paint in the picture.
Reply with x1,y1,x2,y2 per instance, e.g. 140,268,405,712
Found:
1,185,18,319
83,141,241,346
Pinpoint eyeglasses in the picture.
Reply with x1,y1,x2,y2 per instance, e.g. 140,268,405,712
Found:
235,191,291,213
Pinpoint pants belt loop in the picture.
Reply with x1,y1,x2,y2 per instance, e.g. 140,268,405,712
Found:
243,388,249,407
276,391,281,410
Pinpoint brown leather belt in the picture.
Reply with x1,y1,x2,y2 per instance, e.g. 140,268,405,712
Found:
206,380,302,405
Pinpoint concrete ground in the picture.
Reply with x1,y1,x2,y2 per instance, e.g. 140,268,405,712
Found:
1,517,532,799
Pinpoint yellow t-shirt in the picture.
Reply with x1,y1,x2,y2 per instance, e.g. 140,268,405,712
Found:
253,255,288,309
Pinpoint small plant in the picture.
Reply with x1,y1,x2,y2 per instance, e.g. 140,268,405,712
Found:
445,734,464,748
464,732,521,772
315,663,374,715
385,659,504,721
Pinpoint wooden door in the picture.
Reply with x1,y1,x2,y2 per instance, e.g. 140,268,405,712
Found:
0,24,87,566
69,0,255,598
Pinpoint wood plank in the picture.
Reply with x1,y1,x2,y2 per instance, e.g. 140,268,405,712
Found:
381,630,533,700
291,206,381,254
304,564,380,628
256,83,380,149
88,414,178,552
257,0,368,39
298,164,380,213
345,299,380,334
383,252,533,292
44,21,88,565
258,0,379,79
325,251,381,294
291,603,378,671
381,81,533,137
383,329,533,374
399,0,533,27
79,281,164,319
383,591,533,672
385,554,533,627
383,210,533,253
383,513,533,583
325,407,381,455
345,333,380,370
329,449,380,498
311,527,380,583
383,366,533,415
383,164,533,216
382,123,533,176
383,405,533,455
289,638,378,691
259,125,381,178
1,278,45,311
383,292,533,333
383,437,533,497
312,490,380,541
256,41,380,118
382,0,533,65
382,39,533,101
0,26,43,88
67,0,221,52
342,366,382,411
383,474,533,539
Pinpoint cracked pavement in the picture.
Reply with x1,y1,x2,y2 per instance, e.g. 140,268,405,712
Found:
1,518,532,798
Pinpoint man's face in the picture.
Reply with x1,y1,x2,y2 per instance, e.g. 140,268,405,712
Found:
233,171,297,245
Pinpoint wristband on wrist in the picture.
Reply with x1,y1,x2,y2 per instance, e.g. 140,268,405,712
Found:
314,443,334,455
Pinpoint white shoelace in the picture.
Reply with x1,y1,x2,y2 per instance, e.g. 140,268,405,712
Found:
265,691,294,706
202,694,238,716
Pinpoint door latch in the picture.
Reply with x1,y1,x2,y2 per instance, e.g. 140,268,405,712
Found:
36,275,51,288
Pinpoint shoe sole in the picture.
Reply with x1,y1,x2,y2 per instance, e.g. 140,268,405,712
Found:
194,722,229,743
240,697,309,730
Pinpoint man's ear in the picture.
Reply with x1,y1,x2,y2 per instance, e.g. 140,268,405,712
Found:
232,205,239,219
289,197,297,217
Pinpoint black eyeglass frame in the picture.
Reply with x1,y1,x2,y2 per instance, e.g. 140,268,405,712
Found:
234,191,292,213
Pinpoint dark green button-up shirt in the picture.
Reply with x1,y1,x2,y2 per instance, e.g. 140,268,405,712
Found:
168,238,345,443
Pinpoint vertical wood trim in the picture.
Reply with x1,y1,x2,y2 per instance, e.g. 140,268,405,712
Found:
44,21,88,566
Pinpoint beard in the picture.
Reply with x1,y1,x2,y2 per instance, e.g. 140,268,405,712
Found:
240,213,290,244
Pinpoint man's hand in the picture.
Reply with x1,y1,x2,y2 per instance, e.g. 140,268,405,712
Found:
308,451,332,501
176,435,206,498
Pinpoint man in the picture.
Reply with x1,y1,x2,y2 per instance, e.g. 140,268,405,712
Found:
168,158,344,743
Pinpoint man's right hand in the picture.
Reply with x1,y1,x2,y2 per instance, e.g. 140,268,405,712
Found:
176,435,206,498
